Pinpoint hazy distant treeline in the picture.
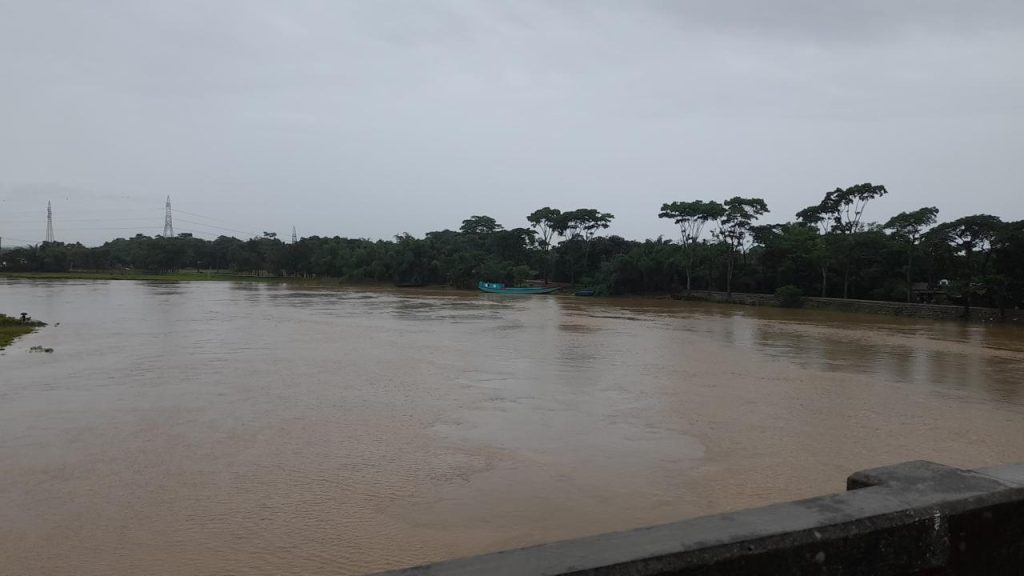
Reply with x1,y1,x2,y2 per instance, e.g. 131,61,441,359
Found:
3,185,1023,310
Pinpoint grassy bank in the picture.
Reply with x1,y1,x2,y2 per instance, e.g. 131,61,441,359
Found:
0,314,46,349
0,270,263,282
675,289,1023,324
0,271,421,288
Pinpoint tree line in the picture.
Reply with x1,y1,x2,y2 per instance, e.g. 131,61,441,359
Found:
3,184,1023,311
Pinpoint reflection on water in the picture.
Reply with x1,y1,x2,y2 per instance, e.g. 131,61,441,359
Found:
1,279,1023,575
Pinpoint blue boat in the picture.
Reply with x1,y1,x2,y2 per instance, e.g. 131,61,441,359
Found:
574,289,596,297
478,281,560,295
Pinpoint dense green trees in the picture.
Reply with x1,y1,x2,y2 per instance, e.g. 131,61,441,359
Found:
885,207,940,302
527,207,562,282
717,197,769,296
658,200,725,292
796,183,888,298
2,188,1021,311
992,220,1024,312
926,215,1004,313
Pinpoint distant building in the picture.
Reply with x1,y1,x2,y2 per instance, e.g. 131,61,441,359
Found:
912,282,949,304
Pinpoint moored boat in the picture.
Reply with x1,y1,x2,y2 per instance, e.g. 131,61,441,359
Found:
478,281,559,295
574,288,596,297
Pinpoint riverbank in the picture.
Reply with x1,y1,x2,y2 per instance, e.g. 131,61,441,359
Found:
679,290,1023,323
0,271,255,282
5,272,1021,324
0,314,46,349
0,271,408,291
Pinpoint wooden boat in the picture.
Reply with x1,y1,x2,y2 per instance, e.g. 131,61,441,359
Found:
478,281,559,295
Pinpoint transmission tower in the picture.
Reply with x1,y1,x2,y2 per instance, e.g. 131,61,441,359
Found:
163,196,174,237
292,226,298,244
45,201,55,243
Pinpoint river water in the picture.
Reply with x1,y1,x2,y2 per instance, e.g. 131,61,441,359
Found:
1,279,1023,575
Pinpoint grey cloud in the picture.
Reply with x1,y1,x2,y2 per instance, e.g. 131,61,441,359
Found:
0,1,1021,246
643,0,1024,41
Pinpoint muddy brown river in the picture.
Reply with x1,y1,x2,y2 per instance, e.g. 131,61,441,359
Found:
1,279,1023,575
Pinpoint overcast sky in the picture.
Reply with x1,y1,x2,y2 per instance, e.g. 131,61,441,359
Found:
1,1,1022,246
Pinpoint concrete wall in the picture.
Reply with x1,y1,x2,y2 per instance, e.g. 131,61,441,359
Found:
682,290,1023,323
373,461,1024,575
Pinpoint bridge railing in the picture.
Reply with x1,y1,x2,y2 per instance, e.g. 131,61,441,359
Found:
373,461,1024,575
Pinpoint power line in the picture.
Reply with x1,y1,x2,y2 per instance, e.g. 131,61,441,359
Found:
0,217,157,224
3,198,269,244
0,236,37,245
172,216,258,238
0,207,160,216
3,222,254,240
37,226,163,232
174,231,219,240
171,207,250,227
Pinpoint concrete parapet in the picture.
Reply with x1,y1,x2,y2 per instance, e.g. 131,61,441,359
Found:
374,461,1024,575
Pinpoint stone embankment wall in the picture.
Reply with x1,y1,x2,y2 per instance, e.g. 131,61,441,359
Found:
682,290,1022,323
375,461,1024,576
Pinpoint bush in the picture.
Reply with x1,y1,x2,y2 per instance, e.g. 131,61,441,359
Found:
774,285,804,308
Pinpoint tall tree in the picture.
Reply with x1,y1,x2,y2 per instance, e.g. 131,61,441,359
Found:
459,215,503,235
716,197,769,296
558,209,614,243
658,200,726,292
884,207,939,302
526,207,563,249
798,183,888,298
830,183,888,233
796,202,836,297
928,214,1002,315
557,209,614,285
527,207,563,282
992,220,1024,315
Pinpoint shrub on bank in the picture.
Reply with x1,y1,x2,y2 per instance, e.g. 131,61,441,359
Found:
775,285,804,308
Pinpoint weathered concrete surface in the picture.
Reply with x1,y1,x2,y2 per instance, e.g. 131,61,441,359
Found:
682,290,1022,323
374,461,1024,575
